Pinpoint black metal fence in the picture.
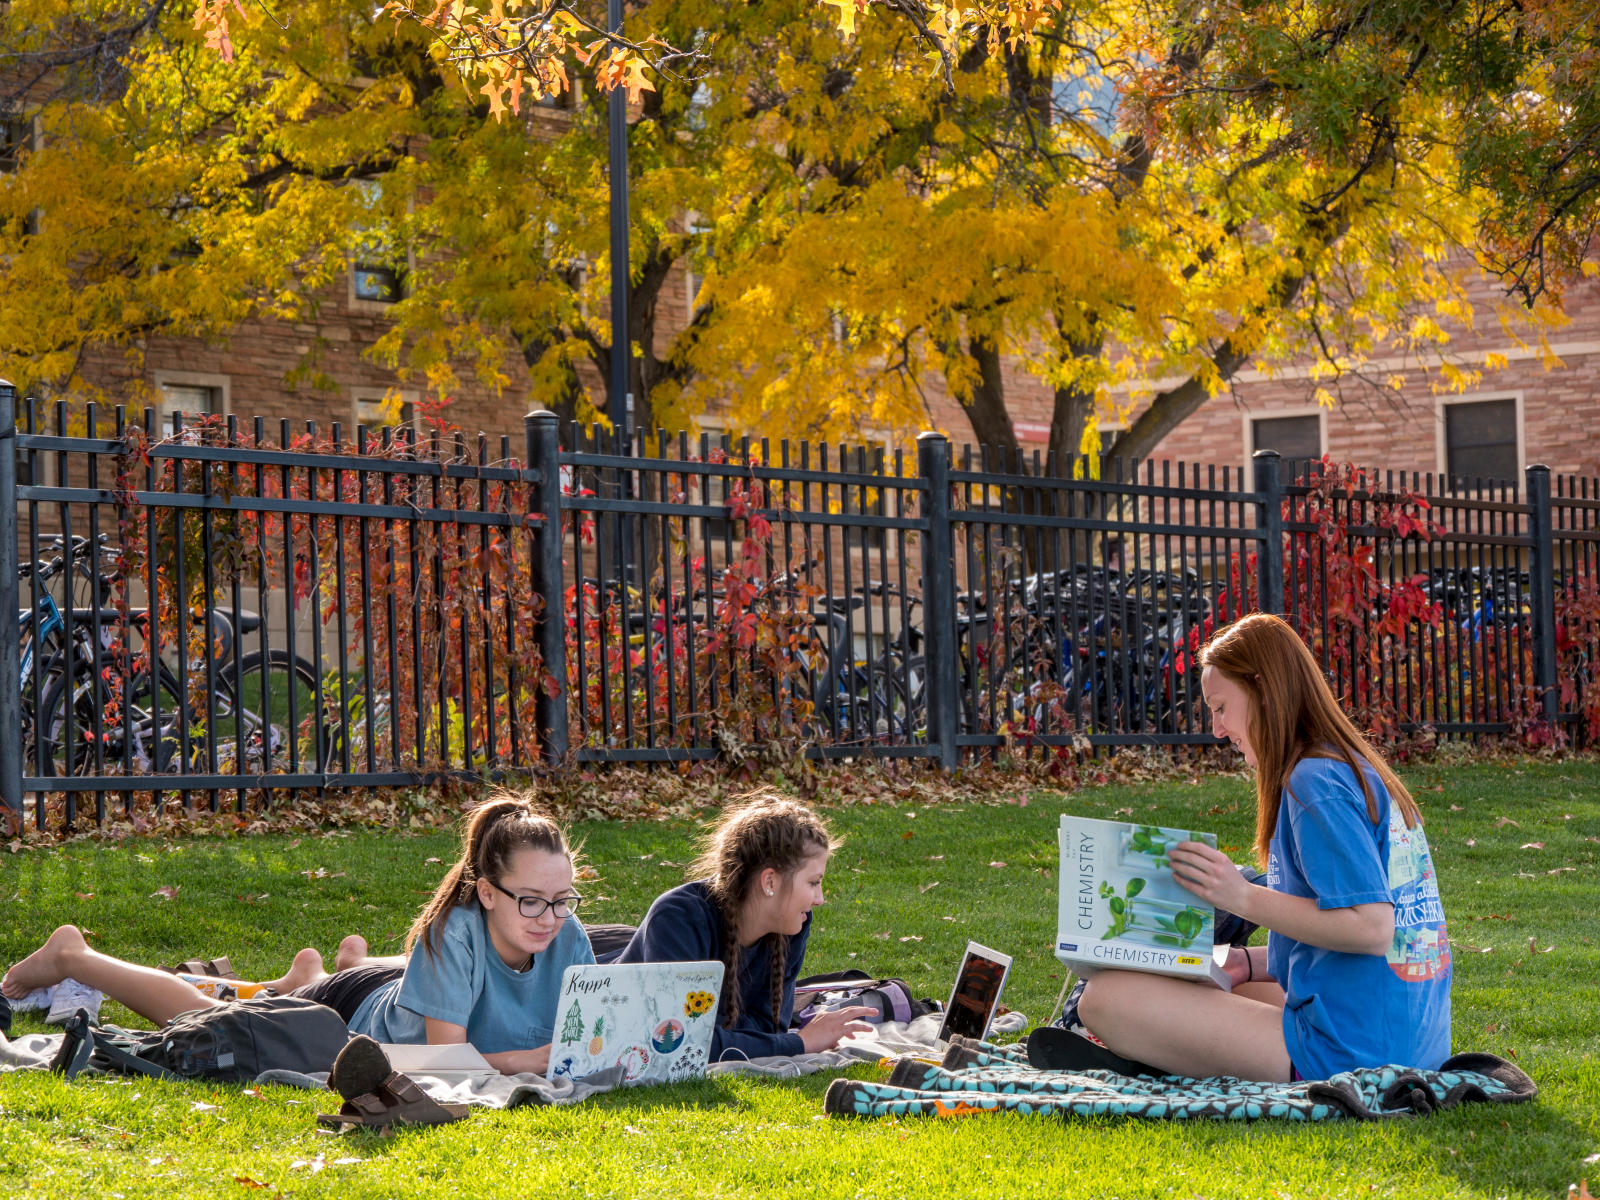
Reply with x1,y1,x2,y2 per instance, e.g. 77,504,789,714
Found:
2,383,1593,828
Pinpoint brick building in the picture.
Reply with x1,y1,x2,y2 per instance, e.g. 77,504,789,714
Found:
68,217,1600,486
912,269,1600,488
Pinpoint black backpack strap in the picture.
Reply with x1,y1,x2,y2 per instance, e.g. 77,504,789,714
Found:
87,1029,187,1083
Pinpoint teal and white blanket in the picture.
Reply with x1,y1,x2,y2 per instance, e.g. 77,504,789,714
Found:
825,1037,1535,1122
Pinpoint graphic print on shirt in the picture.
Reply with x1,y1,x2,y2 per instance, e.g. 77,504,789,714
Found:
1385,808,1451,982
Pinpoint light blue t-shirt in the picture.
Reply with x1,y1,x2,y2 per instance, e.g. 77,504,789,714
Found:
348,905,595,1054
1266,757,1452,1080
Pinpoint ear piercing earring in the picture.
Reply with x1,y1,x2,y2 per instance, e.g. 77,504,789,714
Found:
764,887,773,896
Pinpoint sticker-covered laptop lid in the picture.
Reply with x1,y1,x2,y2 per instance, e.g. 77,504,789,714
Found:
547,960,725,1086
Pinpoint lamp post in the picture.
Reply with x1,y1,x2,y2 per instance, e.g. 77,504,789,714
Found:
606,0,635,582
607,0,631,443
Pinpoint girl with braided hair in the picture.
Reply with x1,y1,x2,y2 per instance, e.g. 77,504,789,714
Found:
607,791,875,1060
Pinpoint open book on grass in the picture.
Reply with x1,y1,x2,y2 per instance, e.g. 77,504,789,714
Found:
1054,814,1233,990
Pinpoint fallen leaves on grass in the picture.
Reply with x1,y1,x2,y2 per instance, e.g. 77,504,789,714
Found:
1529,938,1554,954
898,935,923,942
988,861,1007,869
190,1101,221,1112
74,891,93,900
1461,945,1494,954
1520,842,1546,850
919,881,939,894
1496,817,1521,828
150,884,179,900
301,867,346,880
233,1177,269,1189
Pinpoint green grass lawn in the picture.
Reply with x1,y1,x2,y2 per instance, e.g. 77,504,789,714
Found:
1,761,1597,1198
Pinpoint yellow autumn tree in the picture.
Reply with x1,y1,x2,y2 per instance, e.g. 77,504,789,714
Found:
2,0,1584,464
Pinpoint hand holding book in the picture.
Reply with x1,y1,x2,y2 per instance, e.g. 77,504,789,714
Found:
1168,841,1255,915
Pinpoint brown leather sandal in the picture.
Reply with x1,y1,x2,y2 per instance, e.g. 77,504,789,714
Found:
316,1070,470,1132
159,957,242,980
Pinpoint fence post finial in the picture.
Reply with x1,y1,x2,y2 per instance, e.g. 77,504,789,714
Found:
0,380,21,825
917,432,958,771
1525,463,1559,727
526,409,569,766
1252,450,1284,616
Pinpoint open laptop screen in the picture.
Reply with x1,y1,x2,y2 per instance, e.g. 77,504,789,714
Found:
938,941,1013,1043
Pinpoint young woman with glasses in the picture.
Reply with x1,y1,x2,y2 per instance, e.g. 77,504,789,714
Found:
2,791,593,1075
312,790,593,1074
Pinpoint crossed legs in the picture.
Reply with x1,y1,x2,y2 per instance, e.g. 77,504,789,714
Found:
3,925,329,1028
1077,969,1293,1082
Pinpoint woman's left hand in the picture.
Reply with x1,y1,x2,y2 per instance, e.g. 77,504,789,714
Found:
1168,841,1254,915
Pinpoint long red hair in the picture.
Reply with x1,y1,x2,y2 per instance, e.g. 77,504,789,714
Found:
1199,613,1421,865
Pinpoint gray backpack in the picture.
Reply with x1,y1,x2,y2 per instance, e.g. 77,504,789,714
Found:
63,994,350,1083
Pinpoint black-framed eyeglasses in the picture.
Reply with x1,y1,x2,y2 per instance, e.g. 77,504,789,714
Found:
487,880,583,919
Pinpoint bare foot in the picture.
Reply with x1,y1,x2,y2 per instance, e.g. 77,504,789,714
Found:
274,947,327,992
334,934,369,972
1,924,87,997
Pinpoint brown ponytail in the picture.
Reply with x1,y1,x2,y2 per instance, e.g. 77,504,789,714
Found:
406,789,573,960
689,789,838,1028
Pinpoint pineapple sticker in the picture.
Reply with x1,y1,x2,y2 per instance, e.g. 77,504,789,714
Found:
589,1014,606,1055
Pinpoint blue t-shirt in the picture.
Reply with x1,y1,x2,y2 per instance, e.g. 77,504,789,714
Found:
348,905,595,1053
608,881,809,1060
1266,757,1452,1079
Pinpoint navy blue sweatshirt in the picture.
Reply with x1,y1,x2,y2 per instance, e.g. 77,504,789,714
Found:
609,881,809,1060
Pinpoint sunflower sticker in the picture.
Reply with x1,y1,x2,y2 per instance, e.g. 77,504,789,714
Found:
684,990,716,1020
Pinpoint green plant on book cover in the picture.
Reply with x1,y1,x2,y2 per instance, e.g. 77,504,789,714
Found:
1099,878,1208,947
1125,825,1182,869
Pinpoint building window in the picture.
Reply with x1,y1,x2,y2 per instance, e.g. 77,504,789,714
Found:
352,263,403,302
2,110,41,236
1250,413,1322,477
1442,397,1519,485
353,393,418,446
153,381,221,434
0,111,30,173
683,215,713,317
350,179,405,305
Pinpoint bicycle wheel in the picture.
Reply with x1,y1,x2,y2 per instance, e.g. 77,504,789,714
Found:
216,650,336,775
38,660,187,776
865,662,914,743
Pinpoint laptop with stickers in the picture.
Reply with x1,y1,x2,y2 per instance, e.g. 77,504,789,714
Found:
546,961,724,1086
